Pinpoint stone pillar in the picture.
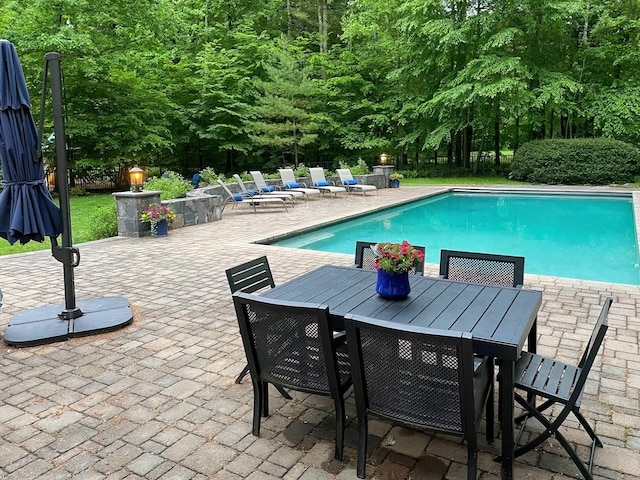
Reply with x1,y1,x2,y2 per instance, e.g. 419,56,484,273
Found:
373,165,395,188
112,190,162,237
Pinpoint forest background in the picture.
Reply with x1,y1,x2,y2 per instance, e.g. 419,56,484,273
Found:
1,0,639,182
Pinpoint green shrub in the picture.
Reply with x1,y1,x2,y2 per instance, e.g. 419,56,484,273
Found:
293,163,310,178
198,167,220,186
340,158,370,175
87,205,118,240
143,171,193,199
70,186,88,196
510,138,640,185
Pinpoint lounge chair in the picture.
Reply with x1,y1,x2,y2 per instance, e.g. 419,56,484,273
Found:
277,169,322,198
233,174,296,207
336,169,377,195
217,179,288,212
309,167,347,196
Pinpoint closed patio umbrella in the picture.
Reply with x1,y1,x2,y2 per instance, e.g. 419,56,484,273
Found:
0,39,62,244
1,41,132,347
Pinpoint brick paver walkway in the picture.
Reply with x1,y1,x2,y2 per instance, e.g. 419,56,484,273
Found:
1,186,639,480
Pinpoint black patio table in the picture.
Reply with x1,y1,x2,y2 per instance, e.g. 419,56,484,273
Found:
262,264,542,480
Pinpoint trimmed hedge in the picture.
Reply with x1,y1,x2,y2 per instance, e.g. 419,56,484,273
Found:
510,138,640,185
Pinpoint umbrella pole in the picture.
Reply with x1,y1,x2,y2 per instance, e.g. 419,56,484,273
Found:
45,52,82,320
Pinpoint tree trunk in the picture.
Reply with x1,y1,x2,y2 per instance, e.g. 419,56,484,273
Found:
318,0,328,53
494,99,501,166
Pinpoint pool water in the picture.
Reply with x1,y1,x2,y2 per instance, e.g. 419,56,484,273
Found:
272,192,640,285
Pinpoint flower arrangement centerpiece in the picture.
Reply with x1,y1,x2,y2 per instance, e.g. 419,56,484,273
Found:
372,240,424,299
140,203,177,237
373,240,424,273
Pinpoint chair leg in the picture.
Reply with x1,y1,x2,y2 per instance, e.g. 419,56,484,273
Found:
357,412,368,479
486,375,495,443
275,385,293,400
252,380,263,436
238,364,292,399
467,437,478,480
333,396,346,461
235,364,250,384
262,381,270,417
574,409,603,448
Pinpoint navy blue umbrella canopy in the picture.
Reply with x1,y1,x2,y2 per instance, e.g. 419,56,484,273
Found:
0,39,62,245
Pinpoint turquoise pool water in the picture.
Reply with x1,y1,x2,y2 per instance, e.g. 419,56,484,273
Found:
273,192,640,285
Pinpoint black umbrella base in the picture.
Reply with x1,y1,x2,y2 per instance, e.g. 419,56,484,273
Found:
3,296,133,347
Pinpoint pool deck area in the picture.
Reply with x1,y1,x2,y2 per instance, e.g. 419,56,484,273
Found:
1,185,639,480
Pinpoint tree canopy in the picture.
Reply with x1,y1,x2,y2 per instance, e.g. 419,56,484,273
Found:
1,0,639,175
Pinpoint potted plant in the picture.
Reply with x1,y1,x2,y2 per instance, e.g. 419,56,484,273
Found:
140,203,177,237
373,241,425,299
389,172,403,188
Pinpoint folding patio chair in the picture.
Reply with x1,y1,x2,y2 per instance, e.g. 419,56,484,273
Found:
309,167,347,196
344,314,494,480
336,168,377,195
506,297,612,480
217,179,288,212
355,241,426,275
439,249,525,287
232,291,352,461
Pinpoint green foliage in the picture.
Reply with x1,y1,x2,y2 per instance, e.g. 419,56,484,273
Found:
70,186,88,196
198,167,221,186
340,158,370,175
510,139,640,185
292,163,311,178
143,171,193,199
87,205,118,240
2,0,640,178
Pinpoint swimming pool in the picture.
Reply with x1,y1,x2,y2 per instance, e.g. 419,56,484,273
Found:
272,190,640,285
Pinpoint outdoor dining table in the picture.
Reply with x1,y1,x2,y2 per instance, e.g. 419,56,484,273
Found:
261,264,542,480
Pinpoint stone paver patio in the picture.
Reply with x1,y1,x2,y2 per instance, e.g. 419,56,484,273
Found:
1,185,639,480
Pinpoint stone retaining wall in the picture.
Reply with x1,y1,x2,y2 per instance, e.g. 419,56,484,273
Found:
113,190,223,237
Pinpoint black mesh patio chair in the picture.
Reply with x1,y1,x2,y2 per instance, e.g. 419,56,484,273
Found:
225,257,291,399
440,249,529,360
355,241,426,275
344,314,494,480
506,297,612,480
232,292,352,461
439,249,525,287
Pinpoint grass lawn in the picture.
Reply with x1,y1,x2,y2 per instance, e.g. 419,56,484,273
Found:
0,193,115,257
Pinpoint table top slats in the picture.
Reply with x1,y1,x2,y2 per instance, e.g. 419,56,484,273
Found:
263,265,542,360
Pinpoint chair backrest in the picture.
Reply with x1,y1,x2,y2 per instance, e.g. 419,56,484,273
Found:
250,171,267,188
575,297,611,385
309,167,327,185
233,174,257,195
225,256,275,294
439,249,525,287
217,179,237,200
278,169,297,185
232,291,348,396
336,169,354,185
355,241,426,275
344,314,477,437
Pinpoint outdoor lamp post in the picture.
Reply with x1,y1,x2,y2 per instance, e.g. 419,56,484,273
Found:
129,166,144,192
380,153,388,165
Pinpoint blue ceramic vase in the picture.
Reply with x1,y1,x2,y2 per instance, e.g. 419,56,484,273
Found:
376,269,411,299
